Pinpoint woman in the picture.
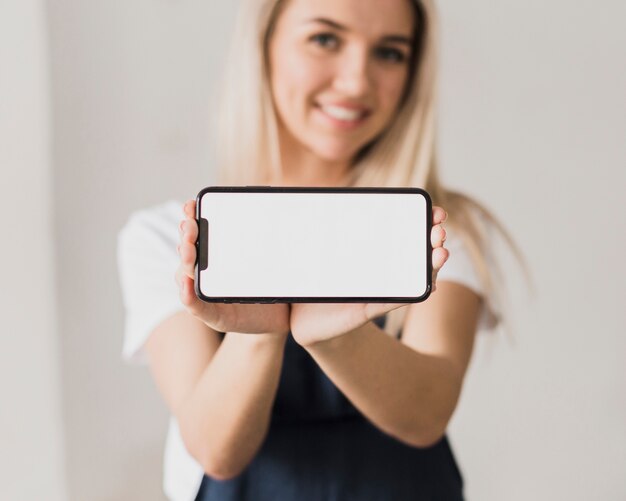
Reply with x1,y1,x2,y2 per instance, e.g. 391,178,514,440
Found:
118,0,523,499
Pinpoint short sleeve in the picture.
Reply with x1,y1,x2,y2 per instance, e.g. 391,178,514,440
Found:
116,200,186,365
436,224,500,331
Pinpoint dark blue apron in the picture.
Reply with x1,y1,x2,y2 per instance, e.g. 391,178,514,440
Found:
195,314,464,500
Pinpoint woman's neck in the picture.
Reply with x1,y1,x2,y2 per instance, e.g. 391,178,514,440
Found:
273,129,353,187
279,159,351,187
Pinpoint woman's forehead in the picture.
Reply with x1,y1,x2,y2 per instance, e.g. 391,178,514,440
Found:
279,0,416,38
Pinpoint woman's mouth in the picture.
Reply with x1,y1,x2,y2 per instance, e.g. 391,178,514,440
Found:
314,103,371,130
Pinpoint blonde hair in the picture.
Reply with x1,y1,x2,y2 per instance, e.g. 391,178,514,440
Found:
211,0,531,338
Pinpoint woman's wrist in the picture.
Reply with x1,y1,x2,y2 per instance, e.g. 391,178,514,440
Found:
225,330,290,349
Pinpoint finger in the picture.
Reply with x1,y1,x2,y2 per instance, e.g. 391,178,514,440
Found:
181,200,191,219
431,224,447,248
433,246,449,271
432,206,447,225
180,218,199,244
180,239,196,279
184,199,196,219
432,247,450,292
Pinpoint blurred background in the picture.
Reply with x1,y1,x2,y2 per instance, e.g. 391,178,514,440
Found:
1,0,625,500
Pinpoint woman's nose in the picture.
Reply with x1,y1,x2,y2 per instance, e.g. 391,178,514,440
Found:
333,49,372,97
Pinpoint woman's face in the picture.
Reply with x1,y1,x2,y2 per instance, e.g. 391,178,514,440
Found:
268,0,416,164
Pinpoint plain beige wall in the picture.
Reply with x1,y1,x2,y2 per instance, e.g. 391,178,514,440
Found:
0,1,67,500
437,2,626,499
42,0,626,500
47,1,239,499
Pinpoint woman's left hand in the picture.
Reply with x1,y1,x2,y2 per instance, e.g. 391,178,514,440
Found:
290,206,450,348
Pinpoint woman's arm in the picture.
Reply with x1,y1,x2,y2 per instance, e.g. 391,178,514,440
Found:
140,198,291,480
300,280,481,448
145,312,288,481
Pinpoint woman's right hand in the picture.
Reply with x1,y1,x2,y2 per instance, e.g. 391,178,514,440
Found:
176,199,291,336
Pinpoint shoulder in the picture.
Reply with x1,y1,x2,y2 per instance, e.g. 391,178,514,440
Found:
437,212,500,330
117,198,185,292
118,199,184,252
437,226,481,295
438,211,489,284
116,199,186,364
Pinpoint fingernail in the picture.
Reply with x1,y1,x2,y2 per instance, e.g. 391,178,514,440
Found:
179,220,185,233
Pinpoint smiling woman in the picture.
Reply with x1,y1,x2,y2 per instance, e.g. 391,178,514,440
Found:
117,0,527,500
268,2,416,174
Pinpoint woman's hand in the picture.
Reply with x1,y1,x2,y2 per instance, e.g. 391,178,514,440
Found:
176,199,291,336
289,206,450,348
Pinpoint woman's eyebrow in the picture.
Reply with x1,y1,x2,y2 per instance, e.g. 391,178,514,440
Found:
306,17,413,46
380,35,413,47
306,17,348,31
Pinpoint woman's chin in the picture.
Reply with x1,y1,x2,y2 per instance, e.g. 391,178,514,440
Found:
310,144,360,165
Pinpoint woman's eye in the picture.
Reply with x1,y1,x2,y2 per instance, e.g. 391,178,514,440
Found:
374,47,408,63
310,33,339,49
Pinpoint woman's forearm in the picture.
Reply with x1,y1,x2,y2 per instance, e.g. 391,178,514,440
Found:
177,332,288,480
303,321,462,448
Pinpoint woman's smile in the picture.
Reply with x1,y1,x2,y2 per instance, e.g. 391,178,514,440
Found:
313,101,372,130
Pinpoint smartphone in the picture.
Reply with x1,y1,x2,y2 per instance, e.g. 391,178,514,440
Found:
194,186,432,303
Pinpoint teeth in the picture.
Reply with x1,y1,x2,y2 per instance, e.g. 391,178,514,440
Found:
321,105,365,122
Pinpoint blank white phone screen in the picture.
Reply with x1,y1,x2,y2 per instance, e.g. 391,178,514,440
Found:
198,191,428,299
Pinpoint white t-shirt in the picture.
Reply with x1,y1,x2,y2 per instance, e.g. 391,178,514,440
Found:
116,199,499,501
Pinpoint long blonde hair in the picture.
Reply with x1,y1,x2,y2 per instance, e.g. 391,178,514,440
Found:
211,0,531,338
